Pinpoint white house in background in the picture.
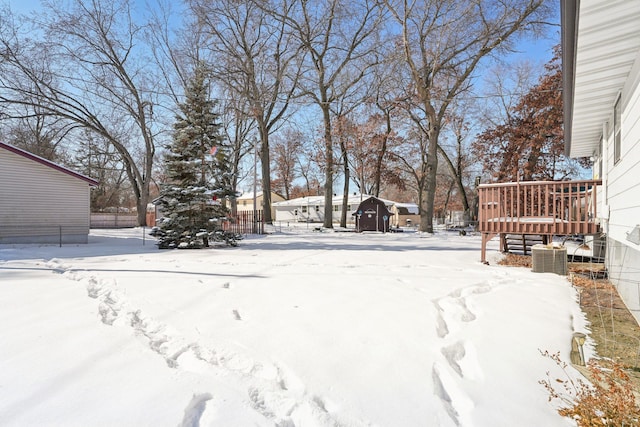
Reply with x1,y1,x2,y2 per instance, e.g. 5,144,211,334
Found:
0,142,98,244
235,191,285,220
562,0,640,323
273,195,341,223
273,194,419,226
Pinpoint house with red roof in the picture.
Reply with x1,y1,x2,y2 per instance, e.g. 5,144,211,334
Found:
0,142,98,244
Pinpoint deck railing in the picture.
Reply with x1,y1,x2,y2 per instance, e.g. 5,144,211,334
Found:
478,179,601,262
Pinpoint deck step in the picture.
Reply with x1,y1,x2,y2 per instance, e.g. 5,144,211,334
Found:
502,234,548,255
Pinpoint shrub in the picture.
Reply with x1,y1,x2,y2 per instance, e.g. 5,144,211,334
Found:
540,350,639,426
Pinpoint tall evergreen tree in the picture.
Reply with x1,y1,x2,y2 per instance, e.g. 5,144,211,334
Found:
156,65,233,249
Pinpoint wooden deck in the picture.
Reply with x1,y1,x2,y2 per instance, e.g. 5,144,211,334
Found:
478,179,602,263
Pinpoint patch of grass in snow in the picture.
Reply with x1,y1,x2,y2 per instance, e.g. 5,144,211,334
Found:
571,274,640,394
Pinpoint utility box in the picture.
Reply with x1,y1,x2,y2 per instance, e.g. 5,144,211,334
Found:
531,244,568,275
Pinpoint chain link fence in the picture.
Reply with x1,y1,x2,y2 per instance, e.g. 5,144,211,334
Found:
0,225,89,246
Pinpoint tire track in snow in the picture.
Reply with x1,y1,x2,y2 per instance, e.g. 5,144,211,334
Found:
430,280,501,426
45,258,369,427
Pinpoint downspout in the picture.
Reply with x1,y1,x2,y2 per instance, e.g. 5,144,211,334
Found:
601,122,610,234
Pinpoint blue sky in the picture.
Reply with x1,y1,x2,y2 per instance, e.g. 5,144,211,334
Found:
8,0,559,63
7,0,39,13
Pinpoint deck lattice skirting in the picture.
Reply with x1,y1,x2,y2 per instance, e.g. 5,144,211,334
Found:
478,179,602,263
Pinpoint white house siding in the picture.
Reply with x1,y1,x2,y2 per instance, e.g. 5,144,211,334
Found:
607,240,640,322
273,196,327,223
563,0,640,323
0,148,91,244
602,49,640,323
273,195,364,224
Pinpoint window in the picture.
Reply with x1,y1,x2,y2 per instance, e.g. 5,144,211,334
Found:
614,96,621,164
333,205,340,212
302,206,307,213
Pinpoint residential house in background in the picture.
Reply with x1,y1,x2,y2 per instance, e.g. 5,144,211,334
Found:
235,191,285,220
389,202,420,227
562,0,640,323
273,193,419,227
0,142,98,244
272,195,339,223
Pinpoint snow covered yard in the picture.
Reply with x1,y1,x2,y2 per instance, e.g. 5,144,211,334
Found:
0,228,587,426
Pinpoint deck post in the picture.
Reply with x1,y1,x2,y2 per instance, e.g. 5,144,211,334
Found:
481,233,488,263
481,232,498,263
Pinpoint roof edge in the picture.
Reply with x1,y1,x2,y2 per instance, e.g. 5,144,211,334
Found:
561,0,579,157
0,142,99,186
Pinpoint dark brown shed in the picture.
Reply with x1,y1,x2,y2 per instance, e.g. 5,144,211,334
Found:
353,196,392,232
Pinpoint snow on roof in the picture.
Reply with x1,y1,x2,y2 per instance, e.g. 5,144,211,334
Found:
393,202,419,214
272,195,325,207
236,191,263,200
0,141,99,186
273,194,418,212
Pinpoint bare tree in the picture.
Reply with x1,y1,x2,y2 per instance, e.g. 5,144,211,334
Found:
384,0,550,232
1,109,74,164
271,0,385,228
219,95,256,215
73,130,133,212
436,101,480,223
339,103,401,198
386,124,429,205
479,59,539,130
473,47,587,182
332,112,354,227
271,127,304,200
0,0,171,225
296,137,325,198
190,0,303,224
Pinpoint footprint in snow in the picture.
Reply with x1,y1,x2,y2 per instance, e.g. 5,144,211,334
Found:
178,393,213,427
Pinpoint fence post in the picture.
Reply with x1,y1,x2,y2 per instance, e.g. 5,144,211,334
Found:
59,225,62,247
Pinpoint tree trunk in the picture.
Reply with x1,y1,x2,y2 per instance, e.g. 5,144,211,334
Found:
373,106,391,197
259,123,273,224
340,164,350,228
420,128,440,233
437,145,470,216
322,103,334,228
